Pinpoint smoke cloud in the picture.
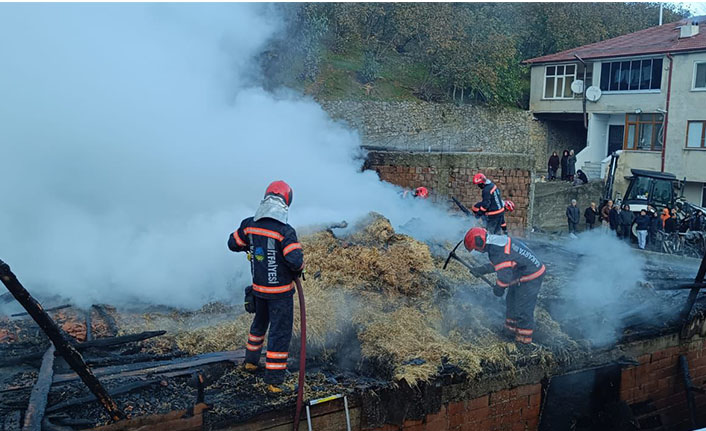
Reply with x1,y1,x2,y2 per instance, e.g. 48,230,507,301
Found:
554,229,648,347
0,4,466,309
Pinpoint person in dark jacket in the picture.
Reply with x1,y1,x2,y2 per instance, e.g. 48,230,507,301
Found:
619,204,635,242
609,202,620,234
566,199,580,237
635,209,651,249
472,172,505,234
548,152,560,181
691,212,705,231
648,206,662,250
567,150,577,182
575,169,588,185
464,227,545,345
664,210,678,233
560,150,569,181
584,202,598,230
601,200,614,231
228,180,304,393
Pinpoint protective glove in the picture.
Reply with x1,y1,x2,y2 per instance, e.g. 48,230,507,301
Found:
294,269,306,281
493,285,506,297
470,264,494,277
244,285,256,314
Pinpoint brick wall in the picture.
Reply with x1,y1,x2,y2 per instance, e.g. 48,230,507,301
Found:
620,337,706,430
370,383,542,431
364,151,535,235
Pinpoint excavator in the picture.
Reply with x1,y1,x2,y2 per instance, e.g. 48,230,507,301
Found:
602,152,706,256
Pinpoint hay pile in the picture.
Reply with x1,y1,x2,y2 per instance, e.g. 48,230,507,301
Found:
123,213,579,384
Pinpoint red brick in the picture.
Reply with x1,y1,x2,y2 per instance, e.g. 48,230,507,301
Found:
449,413,466,428
466,406,490,422
516,384,541,397
468,395,490,411
637,354,651,365
448,400,467,416
491,390,511,404
621,368,636,389
403,419,424,427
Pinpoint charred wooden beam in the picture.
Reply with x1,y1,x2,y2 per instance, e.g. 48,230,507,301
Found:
52,350,244,384
85,309,92,342
679,355,698,429
22,346,56,431
0,259,124,421
46,380,160,414
91,305,118,337
11,305,71,318
77,331,165,349
0,331,168,367
680,252,706,321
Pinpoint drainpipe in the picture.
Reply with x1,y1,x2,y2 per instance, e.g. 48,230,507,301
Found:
573,53,588,130
661,53,674,172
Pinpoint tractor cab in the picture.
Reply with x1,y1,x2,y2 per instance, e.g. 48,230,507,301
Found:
622,169,677,213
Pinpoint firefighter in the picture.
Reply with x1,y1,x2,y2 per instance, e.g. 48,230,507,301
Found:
400,186,429,199
471,173,505,234
463,227,545,345
500,199,515,234
228,180,304,393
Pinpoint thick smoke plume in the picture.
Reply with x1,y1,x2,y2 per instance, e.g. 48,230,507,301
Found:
0,4,466,309
555,229,647,346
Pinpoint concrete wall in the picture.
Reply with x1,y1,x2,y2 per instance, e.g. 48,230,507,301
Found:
321,100,548,173
664,52,706,184
532,180,606,233
684,182,706,207
363,151,535,235
528,59,669,114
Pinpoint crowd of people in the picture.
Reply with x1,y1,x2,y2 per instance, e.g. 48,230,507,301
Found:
548,150,588,185
567,198,706,251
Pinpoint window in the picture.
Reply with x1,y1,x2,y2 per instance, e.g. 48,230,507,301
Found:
686,121,706,148
624,113,664,151
600,58,663,91
544,64,576,99
694,62,706,90
702,184,706,207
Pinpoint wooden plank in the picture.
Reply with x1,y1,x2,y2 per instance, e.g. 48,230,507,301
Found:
46,379,160,414
76,331,166,350
88,403,207,431
0,260,124,421
22,346,56,431
52,350,244,384
11,305,71,318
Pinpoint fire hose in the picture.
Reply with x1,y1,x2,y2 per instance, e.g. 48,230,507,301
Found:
293,277,306,431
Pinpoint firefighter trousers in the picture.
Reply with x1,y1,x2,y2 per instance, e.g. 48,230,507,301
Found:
486,215,504,235
504,275,543,344
244,295,293,384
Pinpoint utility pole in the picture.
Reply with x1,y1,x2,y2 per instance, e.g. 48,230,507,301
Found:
659,3,663,25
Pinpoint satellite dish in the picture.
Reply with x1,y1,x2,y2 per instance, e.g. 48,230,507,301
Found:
571,79,584,94
585,86,602,102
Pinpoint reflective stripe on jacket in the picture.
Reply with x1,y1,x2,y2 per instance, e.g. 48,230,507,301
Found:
487,237,544,288
228,216,304,299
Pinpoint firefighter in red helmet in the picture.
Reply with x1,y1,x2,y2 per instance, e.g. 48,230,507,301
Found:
500,199,516,234
414,187,429,199
228,180,304,393
471,173,505,234
463,227,545,345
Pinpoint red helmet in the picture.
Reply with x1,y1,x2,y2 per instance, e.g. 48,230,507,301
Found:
464,227,487,252
265,180,293,206
414,187,429,199
472,173,487,185
504,200,515,212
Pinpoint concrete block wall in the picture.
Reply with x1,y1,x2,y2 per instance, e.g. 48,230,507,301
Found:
364,151,535,235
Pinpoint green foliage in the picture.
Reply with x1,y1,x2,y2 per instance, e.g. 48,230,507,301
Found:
358,51,381,84
262,2,689,107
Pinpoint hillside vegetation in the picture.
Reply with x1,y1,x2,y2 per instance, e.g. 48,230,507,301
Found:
261,3,687,107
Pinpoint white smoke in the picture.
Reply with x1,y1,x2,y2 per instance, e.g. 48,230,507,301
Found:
0,4,466,309
557,229,647,346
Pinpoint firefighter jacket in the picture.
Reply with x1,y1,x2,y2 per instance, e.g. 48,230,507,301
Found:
228,217,304,299
472,181,504,217
486,235,545,289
